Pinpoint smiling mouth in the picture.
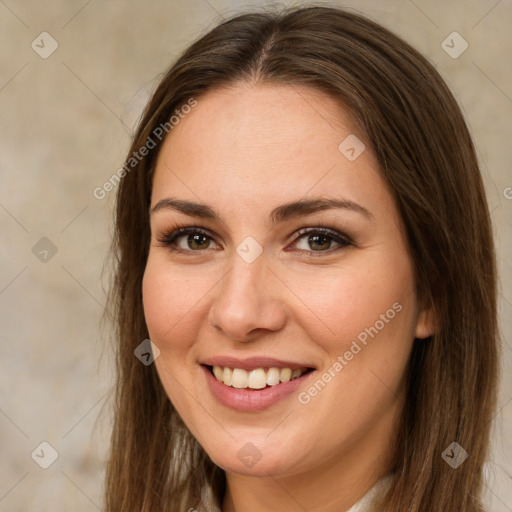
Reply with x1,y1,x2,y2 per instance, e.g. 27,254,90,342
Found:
205,364,315,390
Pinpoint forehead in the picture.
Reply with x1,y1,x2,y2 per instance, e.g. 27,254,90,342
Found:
158,81,359,160
151,82,389,218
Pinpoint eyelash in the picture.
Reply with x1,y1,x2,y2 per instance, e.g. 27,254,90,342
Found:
155,225,353,257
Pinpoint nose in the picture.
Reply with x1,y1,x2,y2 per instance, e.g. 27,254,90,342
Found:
208,253,287,342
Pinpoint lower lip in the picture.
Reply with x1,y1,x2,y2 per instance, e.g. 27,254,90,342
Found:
201,365,315,412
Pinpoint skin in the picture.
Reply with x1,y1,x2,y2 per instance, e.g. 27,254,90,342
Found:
142,82,433,512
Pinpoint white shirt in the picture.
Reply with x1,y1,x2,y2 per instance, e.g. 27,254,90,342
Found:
346,473,394,512
198,472,394,511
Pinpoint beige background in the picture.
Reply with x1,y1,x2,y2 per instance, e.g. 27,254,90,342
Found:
0,0,510,510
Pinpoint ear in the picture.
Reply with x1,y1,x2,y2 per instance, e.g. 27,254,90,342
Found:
415,305,435,339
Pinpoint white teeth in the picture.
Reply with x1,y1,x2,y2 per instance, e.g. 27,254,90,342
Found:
231,368,248,388
266,367,280,386
222,367,233,386
213,366,223,381
211,365,310,389
248,369,267,389
280,368,292,382
291,368,302,380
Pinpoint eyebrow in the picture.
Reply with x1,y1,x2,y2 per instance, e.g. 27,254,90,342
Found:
150,196,373,225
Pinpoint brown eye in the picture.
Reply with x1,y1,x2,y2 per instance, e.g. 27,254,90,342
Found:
157,225,352,256
302,233,332,251
183,233,211,250
157,227,219,253
290,227,352,256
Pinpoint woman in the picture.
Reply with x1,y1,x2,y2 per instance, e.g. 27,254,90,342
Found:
104,5,500,511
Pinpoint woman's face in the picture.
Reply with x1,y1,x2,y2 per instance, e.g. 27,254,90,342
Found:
143,83,431,479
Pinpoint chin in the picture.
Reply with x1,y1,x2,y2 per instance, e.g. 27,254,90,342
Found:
213,452,288,477
204,437,307,478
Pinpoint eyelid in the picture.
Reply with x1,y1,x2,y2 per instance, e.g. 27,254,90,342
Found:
291,226,352,247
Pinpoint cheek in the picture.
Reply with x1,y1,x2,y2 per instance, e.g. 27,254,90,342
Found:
289,252,414,347
289,255,416,448
142,260,207,413
142,259,208,350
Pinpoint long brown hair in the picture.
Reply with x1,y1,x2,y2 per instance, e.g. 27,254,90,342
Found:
104,5,500,511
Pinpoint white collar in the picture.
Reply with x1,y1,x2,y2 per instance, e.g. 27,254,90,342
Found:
199,472,394,511
346,473,394,511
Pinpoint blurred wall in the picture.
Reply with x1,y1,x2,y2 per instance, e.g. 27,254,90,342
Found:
0,0,510,510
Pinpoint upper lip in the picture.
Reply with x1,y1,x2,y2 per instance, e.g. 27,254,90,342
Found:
201,356,315,371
